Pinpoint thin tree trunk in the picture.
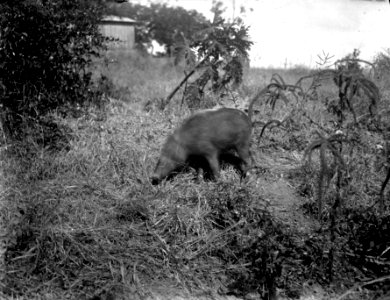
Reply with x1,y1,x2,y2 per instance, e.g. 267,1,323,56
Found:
165,52,212,105
166,69,196,104
328,173,341,282
328,142,343,282
379,167,390,212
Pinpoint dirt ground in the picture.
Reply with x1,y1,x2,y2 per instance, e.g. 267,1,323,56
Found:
252,150,319,234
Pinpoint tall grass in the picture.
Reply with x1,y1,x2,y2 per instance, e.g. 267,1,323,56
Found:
2,51,389,300
93,51,184,104
0,101,293,298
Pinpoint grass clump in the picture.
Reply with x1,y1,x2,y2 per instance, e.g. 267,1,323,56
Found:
1,95,292,299
1,143,292,299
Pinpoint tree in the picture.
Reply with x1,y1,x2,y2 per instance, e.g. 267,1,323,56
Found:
105,1,209,53
165,4,253,107
0,0,107,142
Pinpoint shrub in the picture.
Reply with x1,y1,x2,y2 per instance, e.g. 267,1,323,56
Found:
373,50,390,87
0,0,107,142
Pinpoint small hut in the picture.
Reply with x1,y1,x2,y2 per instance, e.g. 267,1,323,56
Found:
100,15,137,50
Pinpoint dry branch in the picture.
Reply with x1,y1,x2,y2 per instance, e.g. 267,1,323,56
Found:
336,275,390,300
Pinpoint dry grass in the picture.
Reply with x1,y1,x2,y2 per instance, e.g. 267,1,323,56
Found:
2,51,389,300
0,94,286,299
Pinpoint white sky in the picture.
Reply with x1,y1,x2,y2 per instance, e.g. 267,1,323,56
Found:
140,0,390,68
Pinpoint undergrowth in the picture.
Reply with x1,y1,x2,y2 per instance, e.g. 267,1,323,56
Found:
2,52,390,300
0,98,333,299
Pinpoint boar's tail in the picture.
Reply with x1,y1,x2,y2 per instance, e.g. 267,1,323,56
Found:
247,87,269,124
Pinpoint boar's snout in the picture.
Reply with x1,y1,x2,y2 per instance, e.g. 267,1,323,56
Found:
150,176,160,185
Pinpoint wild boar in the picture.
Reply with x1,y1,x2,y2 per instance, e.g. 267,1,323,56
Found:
151,108,252,184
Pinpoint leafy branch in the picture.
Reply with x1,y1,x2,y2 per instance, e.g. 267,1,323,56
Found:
304,131,347,217
165,7,253,108
246,74,305,143
165,51,213,103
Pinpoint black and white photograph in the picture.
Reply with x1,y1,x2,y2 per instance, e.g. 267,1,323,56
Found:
1,1,390,299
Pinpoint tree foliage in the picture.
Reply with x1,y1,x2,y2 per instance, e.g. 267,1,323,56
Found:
166,4,253,107
0,0,107,141
106,1,209,53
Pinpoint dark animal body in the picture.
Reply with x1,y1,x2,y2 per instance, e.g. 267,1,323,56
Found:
151,108,252,184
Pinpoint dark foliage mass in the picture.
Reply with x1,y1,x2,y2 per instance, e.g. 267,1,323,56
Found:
106,1,209,53
0,0,107,142
346,211,390,275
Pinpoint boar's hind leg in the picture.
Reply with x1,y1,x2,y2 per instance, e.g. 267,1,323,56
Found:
236,144,250,178
205,153,220,180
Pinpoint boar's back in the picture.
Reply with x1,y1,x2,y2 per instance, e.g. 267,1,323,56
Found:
175,108,251,154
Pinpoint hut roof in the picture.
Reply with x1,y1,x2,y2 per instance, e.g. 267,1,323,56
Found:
101,15,138,24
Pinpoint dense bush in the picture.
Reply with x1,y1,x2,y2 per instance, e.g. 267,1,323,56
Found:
0,0,107,142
